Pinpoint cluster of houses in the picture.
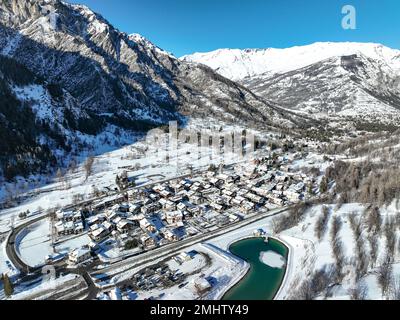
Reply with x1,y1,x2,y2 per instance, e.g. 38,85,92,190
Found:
131,263,185,293
56,154,311,266
54,210,85,237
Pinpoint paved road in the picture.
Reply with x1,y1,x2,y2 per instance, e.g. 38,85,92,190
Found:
5,215,49,274
52,264,101,300
5,215,100,300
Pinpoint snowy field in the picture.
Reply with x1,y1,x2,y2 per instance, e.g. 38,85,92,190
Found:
276,202,400,300
16,219,90,267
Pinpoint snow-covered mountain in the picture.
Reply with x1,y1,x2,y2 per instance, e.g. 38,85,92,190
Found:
182,42,400,81
243,54,400,122
0,0,310,179
0,0,308,128
183,43,400,123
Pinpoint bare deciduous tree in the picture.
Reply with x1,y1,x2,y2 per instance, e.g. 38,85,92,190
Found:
315,205,330,241
384,217,397,257
368,233,378,268
72,193,84,205
289,266,334,300
365,206,382,235
377,254,393,298
349,281,368,300
390,278,400,300
84,156,95,181
56,168,63,183
330,216,342,240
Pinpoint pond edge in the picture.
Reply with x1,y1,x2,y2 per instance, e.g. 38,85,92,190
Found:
216,235,290,301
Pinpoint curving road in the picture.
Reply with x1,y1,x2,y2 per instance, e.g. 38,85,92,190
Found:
5,214,100,300
6,215,49,275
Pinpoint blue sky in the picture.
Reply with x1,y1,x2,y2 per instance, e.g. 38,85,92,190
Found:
66,0,400,57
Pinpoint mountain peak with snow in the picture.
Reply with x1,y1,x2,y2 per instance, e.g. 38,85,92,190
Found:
181,42,400,81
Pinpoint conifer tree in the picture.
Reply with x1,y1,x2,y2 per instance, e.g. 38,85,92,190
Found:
319,176,328,194
2,274,14,297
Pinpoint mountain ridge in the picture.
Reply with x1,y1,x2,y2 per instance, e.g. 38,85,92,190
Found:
181,42,400,80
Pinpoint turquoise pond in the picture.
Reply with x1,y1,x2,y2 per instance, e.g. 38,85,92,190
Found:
223,237,288,300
